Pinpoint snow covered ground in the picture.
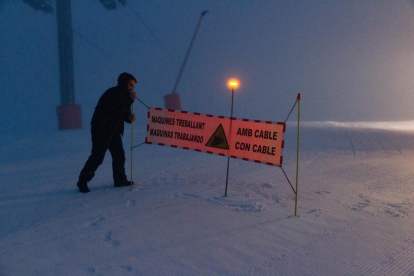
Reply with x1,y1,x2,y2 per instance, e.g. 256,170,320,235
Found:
1,121,414,275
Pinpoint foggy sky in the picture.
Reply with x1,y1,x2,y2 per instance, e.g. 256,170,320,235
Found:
1,0,414,137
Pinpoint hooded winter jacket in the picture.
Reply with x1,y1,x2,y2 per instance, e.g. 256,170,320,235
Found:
91,73,137,139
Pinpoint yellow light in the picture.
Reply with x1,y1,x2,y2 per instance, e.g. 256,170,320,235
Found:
228,79,239,89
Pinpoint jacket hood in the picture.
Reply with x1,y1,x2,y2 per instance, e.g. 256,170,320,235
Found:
117,72,137,91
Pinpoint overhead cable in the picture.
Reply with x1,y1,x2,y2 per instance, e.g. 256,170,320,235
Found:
125,0,176,66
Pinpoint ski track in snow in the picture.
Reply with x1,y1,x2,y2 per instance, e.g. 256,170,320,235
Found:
1,125,414,275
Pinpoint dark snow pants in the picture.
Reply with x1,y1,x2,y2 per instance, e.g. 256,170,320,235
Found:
79,127,127,185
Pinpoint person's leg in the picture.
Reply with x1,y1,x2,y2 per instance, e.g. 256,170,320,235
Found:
108,133,130,186
77,128,108,192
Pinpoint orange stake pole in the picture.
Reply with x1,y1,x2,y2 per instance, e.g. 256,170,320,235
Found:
295,94,301,217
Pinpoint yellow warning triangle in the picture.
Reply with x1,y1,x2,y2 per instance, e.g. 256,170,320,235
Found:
205,124,229,150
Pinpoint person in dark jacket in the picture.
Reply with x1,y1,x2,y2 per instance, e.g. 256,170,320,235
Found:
77,72,137,193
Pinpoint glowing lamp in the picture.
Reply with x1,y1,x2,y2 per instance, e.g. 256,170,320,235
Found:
228,79,239,89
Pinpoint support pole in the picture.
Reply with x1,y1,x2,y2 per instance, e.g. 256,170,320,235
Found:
56,0,82,130
171,10,209,95
295,93,301,217
131,103,134,191
224,87,235,197
164,10,208,110
225,158,230,197
56,0,75,106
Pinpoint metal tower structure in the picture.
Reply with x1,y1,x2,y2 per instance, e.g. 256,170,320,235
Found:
23,0,53,13
23,0,126,130
55,0,82,130
99,0,126,10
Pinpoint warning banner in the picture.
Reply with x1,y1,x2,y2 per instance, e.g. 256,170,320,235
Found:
146,108,285,166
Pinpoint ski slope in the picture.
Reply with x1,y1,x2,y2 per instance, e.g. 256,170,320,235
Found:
1,122,414,275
